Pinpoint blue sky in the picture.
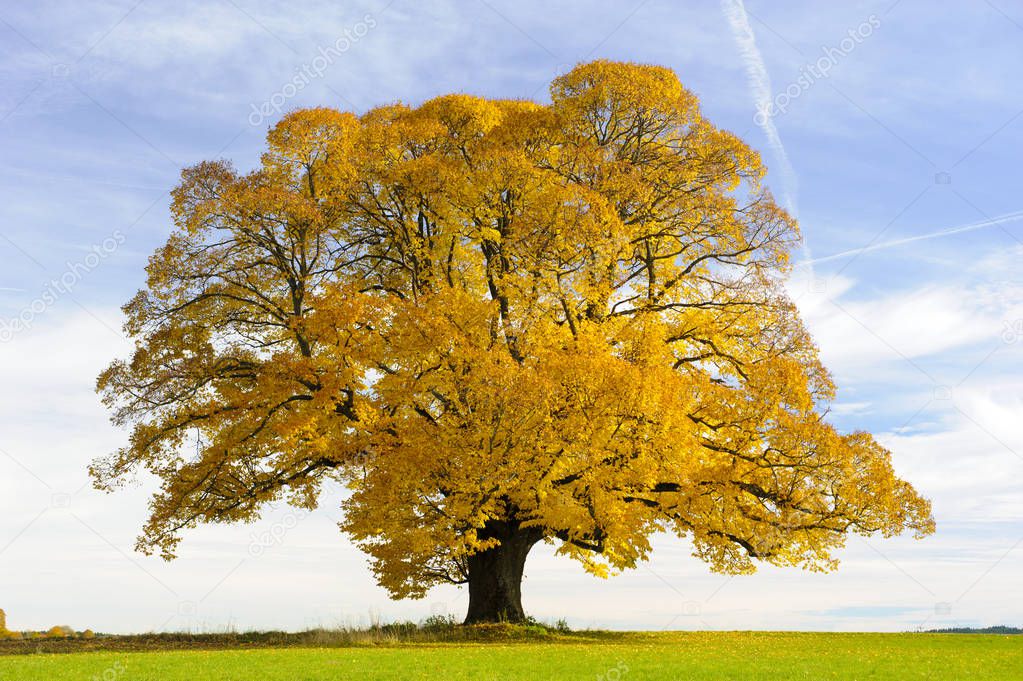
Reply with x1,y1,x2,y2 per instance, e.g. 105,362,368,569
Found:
1,0,1021,633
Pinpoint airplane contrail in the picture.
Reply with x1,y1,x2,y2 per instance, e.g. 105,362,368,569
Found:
720,0,809,269
799,209,1023,266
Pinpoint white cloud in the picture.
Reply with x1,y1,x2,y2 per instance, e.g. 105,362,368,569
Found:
787,265,1021,374
880,405,1023,522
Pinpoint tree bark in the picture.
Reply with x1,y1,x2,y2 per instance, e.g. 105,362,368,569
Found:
463,521,542,624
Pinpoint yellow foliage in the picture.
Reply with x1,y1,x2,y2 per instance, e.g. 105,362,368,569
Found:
94,60,933,599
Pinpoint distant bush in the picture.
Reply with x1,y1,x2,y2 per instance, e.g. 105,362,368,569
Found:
45,626,74,639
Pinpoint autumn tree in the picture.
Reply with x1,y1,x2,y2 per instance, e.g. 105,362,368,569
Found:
95,61,933,624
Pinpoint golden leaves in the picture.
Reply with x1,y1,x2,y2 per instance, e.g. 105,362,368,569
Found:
97,60,933,589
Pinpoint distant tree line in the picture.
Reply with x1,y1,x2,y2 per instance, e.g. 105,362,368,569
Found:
924,626,1022,635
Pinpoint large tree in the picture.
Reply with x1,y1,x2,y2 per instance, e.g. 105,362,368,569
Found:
95,61,933,624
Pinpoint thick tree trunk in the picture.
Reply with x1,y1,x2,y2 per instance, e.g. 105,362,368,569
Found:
463,522,542,624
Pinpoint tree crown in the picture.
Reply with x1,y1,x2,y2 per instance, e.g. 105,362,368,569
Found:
95,60,933,599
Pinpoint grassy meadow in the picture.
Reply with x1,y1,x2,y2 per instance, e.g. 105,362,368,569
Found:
0,630,1019,680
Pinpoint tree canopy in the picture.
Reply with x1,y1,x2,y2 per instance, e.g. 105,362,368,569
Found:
95,60,933,623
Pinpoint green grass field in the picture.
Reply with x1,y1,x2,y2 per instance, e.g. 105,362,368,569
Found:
0,632,1020,680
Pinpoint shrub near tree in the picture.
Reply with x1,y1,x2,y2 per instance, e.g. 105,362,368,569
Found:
95,61,934,624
